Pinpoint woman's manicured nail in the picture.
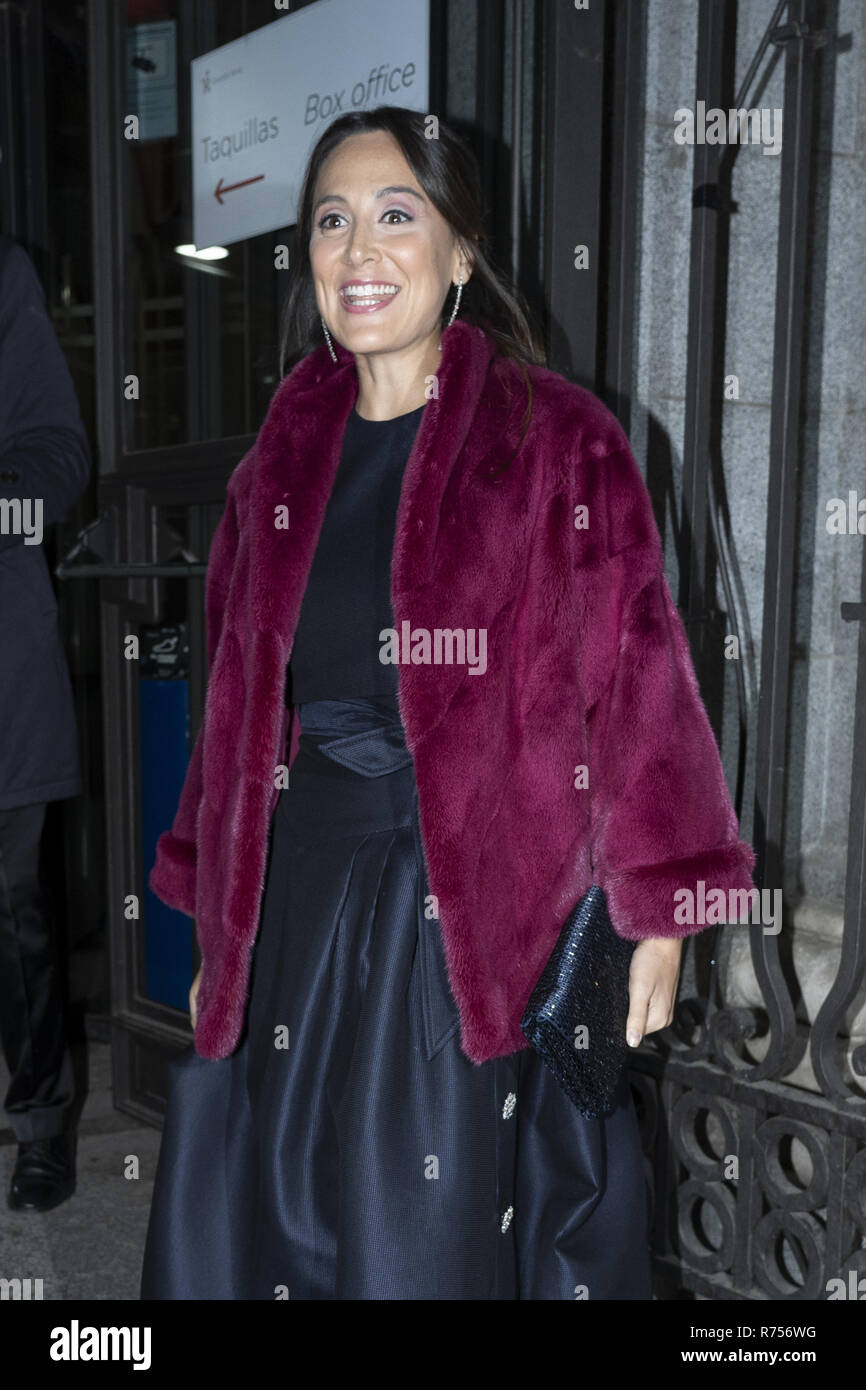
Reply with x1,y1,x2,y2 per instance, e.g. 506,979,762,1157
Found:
627,1031,642,1048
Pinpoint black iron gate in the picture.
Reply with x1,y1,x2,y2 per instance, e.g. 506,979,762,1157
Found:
623,0,866,1300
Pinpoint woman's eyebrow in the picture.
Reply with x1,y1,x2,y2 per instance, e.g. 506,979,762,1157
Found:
312,185,426,213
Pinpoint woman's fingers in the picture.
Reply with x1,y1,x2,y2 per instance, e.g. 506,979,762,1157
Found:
626,938,683,1045
189,965,202,1029
626,971,651,1048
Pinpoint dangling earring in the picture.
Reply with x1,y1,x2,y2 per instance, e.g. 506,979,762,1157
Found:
321,315,338,363
447,270,464,326
438,270,464,352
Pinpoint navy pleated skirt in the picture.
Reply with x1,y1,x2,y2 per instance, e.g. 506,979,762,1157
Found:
140,698,652,1300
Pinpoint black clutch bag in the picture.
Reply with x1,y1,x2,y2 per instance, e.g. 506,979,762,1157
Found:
520,884,637,1118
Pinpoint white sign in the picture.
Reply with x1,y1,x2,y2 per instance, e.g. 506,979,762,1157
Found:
128,21,178,143
191,0,430,250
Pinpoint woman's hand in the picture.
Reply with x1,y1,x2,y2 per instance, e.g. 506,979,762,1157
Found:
189,964,203,1029
626,937,683,1048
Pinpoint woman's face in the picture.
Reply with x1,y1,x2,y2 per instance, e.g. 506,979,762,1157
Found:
309,129,468,357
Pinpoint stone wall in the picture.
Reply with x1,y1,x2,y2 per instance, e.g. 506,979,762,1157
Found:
630,0,866,1090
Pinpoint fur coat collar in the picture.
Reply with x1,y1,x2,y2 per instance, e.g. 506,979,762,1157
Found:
149,318,754,1062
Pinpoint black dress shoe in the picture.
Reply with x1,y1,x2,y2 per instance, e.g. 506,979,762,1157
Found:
7,1133,76,1212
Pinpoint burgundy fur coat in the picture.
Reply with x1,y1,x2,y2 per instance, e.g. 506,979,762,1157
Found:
149,318,755,1063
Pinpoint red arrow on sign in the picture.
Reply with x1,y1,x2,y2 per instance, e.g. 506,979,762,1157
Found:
214,174,265,204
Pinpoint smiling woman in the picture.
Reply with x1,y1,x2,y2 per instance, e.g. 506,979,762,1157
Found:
141,105,753,1302
278,108,546,418
307,130,480,418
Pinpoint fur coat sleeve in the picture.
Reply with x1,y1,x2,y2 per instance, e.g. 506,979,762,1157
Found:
571,438,754,939
148,469,243,918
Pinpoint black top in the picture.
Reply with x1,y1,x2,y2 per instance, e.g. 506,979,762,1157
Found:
287,402,427,705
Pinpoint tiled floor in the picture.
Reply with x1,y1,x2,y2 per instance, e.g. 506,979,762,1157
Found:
0,1036,161,1300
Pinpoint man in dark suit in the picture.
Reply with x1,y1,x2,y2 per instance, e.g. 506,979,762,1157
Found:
0,237,91,1211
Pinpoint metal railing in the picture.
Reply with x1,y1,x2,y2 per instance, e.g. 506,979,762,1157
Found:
631,0,866,1300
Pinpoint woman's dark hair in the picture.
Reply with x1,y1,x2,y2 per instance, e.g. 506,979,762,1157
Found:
277,106,546,464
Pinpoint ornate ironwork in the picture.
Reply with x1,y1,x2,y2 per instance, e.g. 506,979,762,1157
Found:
631,0,864,1300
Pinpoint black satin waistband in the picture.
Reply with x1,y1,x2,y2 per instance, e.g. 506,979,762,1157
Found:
295,698,413,778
